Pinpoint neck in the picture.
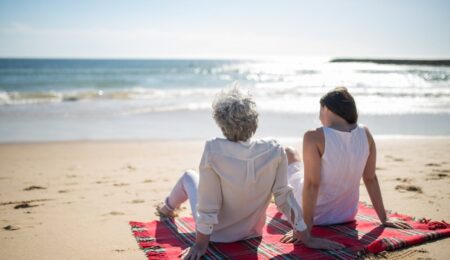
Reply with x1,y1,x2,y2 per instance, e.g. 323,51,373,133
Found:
327,121,356,132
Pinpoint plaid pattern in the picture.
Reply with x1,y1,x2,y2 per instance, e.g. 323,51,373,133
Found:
130,203,450,259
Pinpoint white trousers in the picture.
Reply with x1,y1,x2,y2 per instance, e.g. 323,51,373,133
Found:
165,170,199,219
165,163,302,220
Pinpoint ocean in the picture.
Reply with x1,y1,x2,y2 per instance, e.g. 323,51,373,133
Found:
0,58,449,142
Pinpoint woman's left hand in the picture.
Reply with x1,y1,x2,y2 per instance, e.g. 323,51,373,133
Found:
280,230,345,250
180,244,208,260
280,230,296,243
383,218,412,229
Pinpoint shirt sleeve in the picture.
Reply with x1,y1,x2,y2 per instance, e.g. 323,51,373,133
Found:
272,147,307,231
195,141,223,235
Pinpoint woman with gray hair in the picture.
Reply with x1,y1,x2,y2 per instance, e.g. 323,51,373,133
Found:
157,88,343,259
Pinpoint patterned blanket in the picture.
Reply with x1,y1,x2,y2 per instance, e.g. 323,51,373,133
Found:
129,203,450,259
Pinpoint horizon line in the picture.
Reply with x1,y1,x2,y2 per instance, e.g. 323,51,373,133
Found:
1,56,450,61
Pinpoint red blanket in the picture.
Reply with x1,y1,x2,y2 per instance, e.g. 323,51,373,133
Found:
129,203,450,259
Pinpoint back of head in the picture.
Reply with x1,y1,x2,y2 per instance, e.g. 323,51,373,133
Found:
320,87,358,124
212,87,258,142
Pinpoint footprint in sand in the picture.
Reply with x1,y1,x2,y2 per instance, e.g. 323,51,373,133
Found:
95,180,109,184
58,189,70,193
23,186,46,191
130,199,145,204
14,202,38,209
123,164,136,171
385,155,404,162
395,184,423,193
395,177,411,183
143,179,154,183
0,199,50,207
425,163,441,167
67,166,80,171
426,170,449,180
432,168,450,173
107,211,125,216
3,225,20,231
113,183,129,187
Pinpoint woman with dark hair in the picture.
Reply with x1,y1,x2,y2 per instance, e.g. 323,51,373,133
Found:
281,87,412,244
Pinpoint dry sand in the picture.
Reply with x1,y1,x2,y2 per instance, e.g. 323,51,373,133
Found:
0,138,449,259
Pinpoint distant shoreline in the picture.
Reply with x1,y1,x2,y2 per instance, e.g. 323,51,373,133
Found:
330,58,450,66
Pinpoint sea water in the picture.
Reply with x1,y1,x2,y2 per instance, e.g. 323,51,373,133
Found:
0,58,449,142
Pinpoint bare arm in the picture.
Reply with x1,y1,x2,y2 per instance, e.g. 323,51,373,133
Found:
362,127,387,223
363,127,411,229
302,130,322,233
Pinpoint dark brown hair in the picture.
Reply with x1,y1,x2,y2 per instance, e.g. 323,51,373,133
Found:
320,87,358,124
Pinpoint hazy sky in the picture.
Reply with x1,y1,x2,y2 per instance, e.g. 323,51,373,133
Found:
1,0,449,59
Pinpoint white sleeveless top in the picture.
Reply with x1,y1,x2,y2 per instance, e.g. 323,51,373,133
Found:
288,124,370,225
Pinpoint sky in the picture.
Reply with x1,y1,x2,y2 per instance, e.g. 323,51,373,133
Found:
0,0,449,59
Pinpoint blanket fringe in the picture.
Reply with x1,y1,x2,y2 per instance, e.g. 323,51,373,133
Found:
358,249,427,259
129,223,168,259
419,218,450,230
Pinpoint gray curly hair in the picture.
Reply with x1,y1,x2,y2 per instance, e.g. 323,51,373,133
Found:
212,87,258,142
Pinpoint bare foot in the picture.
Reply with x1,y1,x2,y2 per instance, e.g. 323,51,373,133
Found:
155,203,178,218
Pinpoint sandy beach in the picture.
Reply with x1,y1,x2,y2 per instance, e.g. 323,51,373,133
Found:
2,0,450,259
0,137,449,259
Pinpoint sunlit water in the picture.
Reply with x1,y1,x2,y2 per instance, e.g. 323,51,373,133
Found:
0,58,449,142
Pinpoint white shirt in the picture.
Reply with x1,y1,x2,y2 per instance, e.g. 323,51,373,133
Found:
288,125,370,225
196,138,306,242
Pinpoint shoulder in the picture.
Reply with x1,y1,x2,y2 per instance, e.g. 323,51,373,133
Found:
203,138,220,154
256,138,283,150
360,125,375,148
361,125,374,140
205,137,227,147
303,127,324,144
260,137,280,146
360,124,371,135
206,137,226,143
252,138,285,158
